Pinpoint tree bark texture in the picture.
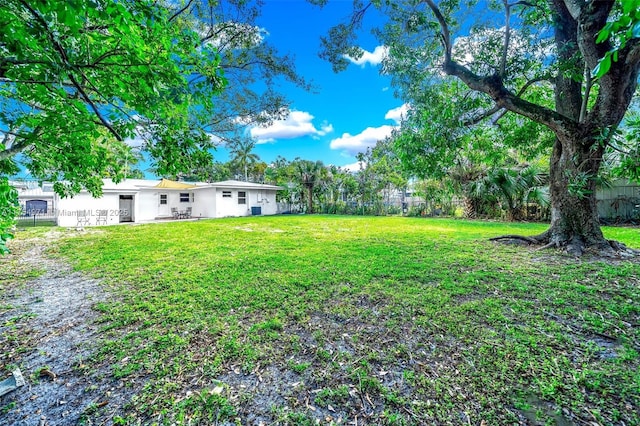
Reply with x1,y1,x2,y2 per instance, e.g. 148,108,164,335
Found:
544,137,606,255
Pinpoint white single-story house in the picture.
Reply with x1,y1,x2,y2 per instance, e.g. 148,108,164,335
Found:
54,178,281,227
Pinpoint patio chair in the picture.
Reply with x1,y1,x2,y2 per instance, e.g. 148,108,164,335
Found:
171,207,179,219
76,210,90,227
184,206,192,219
96,209,108,225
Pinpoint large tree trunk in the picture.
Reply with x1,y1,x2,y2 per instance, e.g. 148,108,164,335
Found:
541,137,609,255
535,2,611,255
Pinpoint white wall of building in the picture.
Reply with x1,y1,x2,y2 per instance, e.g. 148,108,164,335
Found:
216,188,251,217
56,192,124,226
137,190,160,221
194,187,216,218
247,189,278,215
54,180,280,226
215,188,278,217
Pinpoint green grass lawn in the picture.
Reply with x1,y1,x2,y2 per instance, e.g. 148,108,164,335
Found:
31,217,640,423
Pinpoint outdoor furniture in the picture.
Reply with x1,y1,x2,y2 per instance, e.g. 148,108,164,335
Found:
176,207,191,219
76,210,90,227
171,207,179,219
96,210,108,225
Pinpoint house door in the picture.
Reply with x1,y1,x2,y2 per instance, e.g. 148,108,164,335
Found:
119,195,133,222
158,193,169,217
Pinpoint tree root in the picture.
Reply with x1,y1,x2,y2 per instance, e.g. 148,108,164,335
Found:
489,233,638,258
489,235,540,245
608,239,640,256
535,241,558,251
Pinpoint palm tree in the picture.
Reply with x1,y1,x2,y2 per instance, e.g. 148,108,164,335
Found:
295,160,324,214
229,138,259,181
476,164,549,221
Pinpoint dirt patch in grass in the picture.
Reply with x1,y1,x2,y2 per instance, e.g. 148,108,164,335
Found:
0,233,135,425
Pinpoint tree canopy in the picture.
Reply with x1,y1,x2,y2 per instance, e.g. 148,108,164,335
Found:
1,0,228,191
0,0,307,252
317,0,640,255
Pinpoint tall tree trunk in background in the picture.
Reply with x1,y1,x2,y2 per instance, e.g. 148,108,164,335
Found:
306,184,314,214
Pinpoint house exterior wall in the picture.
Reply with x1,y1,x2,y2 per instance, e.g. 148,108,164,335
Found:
216,188,251,217
249,189,277,215
194,188,216,218
215,188,277,217
56,192,125,226
137,190,160,221
53,180,280,225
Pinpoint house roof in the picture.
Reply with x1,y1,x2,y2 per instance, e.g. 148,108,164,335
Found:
155,178,197,189
212,180,282,190
39,178,282,194
99,179,153,191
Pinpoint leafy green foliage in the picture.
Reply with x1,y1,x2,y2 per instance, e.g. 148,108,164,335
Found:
316,0,640,247
1,0,226,179
228,138,260,182
610,111,640,182
470,163,549,220
295,159,325,213
0,177,19,254
594,0,640,78
0,0,230,249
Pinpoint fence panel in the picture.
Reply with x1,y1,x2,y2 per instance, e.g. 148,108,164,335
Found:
15,210,57,227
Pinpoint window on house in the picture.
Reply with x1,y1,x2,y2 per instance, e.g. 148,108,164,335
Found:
180,192,190,203
238,191,246,205
222,190,232,198
159,194,167,205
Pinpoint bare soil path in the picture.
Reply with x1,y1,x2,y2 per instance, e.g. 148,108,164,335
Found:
0,233,133,425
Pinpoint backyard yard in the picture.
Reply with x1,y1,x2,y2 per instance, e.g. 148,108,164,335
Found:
1,216,639,425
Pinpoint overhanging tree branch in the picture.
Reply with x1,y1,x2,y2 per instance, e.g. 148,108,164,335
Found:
18,0,123,141
500,0,511,78
0,130,39,161
424,0,578,138
169,0,195,23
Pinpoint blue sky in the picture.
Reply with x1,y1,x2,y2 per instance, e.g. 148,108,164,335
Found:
215,0,405,171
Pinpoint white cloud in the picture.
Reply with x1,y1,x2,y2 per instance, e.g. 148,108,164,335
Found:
340,161,367,172
346,45,389,67
384,104,410,124
124,136,145,148
319,122,334,135
452,27,552,73
330,104,408,155
329,125,395,155
249,110,334,143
